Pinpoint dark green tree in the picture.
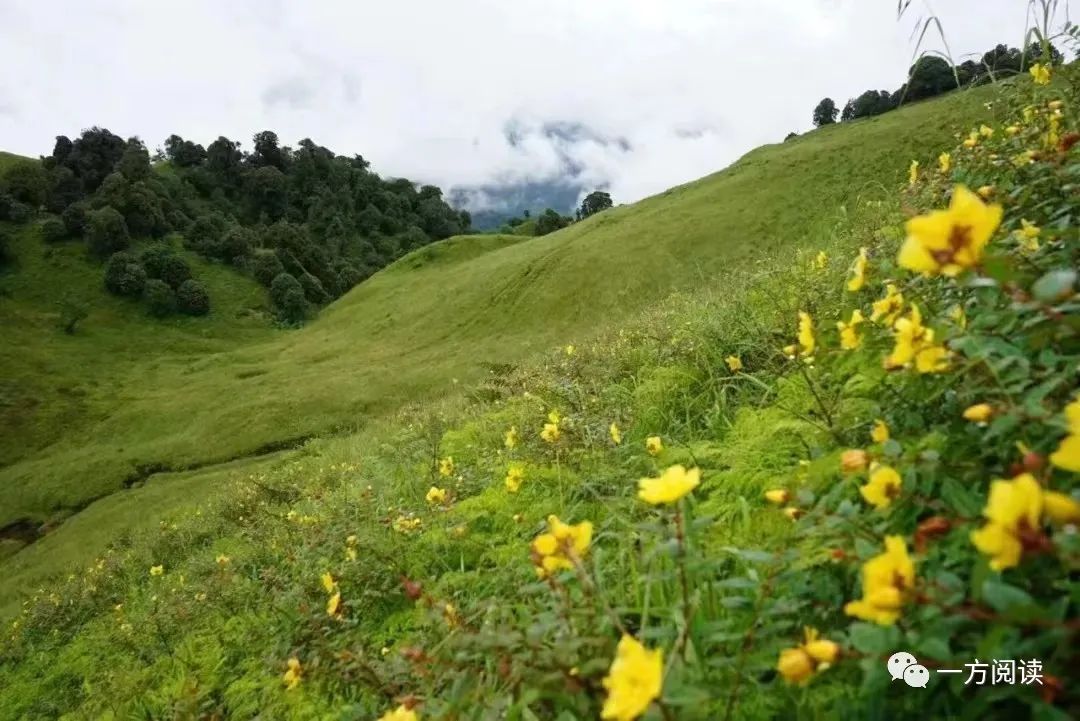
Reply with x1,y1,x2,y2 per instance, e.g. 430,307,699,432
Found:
144,279,176,317
116,138,151,181
1,160,48,207
535,208,570,236
176,279,210,316
45,165,83,213
40,217,67,243
579,191,613,219
61,202,89,236
251,130,287,170
270,272,307,323
103,251,147,296
87,206,130,257
812,98,839,127
251,251,285,286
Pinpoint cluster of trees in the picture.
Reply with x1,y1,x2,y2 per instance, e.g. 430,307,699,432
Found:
0,125,470,323
497,191,614,237
812,41,1065,127
102,243,209,317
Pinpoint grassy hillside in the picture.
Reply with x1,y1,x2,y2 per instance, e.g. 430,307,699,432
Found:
0,85,998,555
4,64,1079,719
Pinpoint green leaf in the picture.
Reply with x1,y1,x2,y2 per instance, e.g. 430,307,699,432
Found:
848,622,901,655
981,579,1034,612
1032,268,1077,303
940,478,982,517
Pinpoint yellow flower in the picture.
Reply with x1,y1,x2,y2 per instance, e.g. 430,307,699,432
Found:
638,465,701,505
725,355,743,372
1006,125,1021,135
802,627,840,665
345,547,358,562
532,515,593,577
977,185,995,200
870,283,904,325
438,457,454,477
1013,150,1037,167
837,309,865,350
540,422,561,443
327,591,342,617
813,250,828,270
321,572,336,593
979,124,994,138
346,535,358,546
215,554,230,565
764,489,790,505
600,635,663,721
963,403,994,423
392,516,422,533
938,152,951,174
844,536,915,625
841,449,869,473
1030,62,1051,86
1050,397,1080,472
908,159,919,187
899,186,1002,276
282,657,302,690
609,422,623,445
645,436,663,456
1015,219,1041,252
443,602,460,628
777,647,814,684
783,507,803,521
885,305,949,374
504,465,524,493
565,344,575,356
970,473,1044,570
378,704,419,721
1049,99,1064,110
504,425,518,450
846,248,868,292
949,304,967,329
778,628,840,684
860,465,903,509
425,486,447,505
150,565,164,577
548,409,561,425
796,311,816,358
1044,491,1080,524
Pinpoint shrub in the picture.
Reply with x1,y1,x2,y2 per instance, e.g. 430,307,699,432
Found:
184,213,228,257
175,279,210,316
0,190,14,221
251,251,284,287
0,160,47,207
6,200,31,224
103,252,147,297
270,272,306,323
298,271,328,304
40,217,67,243
220,225,255,264
144,279,176,317
61,202,89,236
86,206,129,258
0,227,10,264
159,255,192,290
139,244,174,279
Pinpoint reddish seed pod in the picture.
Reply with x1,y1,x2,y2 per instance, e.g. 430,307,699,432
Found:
401,577,423,600
1022,451,1045,473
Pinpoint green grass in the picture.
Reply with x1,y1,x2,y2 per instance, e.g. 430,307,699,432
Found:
0,83,999,609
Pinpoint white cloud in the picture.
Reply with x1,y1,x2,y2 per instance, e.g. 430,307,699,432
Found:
0,0,1037,209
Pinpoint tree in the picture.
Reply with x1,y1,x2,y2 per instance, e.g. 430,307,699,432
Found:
40,217,66,243
45,166,82,213
64,127,126,193
902,56,956,103
116,138,151,182
841,99,856,122
206,136,244,189
535,208,570,236
176,279,210,316
159,255,192,289
61,202,89,236
579,191,613,219
1025,40,1064,67
1,160,48,207
144,279,176,317
270,272,307,323
103,251,147,297
0,227,10,264
298,271,328,303
163,134,206,167
220,225,255,264
86,206,130,257
242,165,288,222
51,136,74,166
251,251,285,286
251,130,286,170
812,98,839,127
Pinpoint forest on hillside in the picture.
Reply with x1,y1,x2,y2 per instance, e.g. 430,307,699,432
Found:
0,128,471,322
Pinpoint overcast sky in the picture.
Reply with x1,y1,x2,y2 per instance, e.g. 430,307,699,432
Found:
0,0,1051,209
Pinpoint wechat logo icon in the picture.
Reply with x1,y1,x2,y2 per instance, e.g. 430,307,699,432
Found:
888,651,929,688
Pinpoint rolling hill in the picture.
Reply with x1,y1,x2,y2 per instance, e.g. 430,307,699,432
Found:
0,84,998,601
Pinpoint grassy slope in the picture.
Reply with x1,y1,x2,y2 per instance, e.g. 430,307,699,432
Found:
0,86,997,607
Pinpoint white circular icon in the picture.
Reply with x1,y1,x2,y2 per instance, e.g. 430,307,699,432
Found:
903,664,930,688
887,651,919,681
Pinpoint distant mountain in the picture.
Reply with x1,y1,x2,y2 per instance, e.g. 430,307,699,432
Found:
447,119,630,230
